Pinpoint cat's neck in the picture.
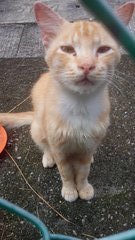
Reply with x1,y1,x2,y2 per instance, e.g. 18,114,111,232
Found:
52,78,109,121
54,79,108,105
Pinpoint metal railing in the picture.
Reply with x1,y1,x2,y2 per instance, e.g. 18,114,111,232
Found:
80,0,135,60
1,1,135,240
0,198,135,240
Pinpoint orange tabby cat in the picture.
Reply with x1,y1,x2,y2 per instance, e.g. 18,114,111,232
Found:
0,2,134,202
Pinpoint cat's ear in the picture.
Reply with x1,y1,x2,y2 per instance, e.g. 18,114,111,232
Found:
116,2,134,25
34,2,65,47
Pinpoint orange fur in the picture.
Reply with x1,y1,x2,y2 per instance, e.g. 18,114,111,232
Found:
0,2,134,201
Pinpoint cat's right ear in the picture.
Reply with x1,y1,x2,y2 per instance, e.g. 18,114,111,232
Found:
34,2,65,48
116,2,134,25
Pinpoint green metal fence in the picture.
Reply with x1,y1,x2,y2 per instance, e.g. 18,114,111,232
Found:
80,0,135,60
0,198,135,240
1,0,135,239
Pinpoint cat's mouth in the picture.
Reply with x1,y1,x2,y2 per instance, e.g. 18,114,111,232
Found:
76,77,95,86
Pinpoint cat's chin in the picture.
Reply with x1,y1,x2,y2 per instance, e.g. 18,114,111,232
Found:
56,76,106,95
76,77,95,86
67,83,98,95
71,77,98,95
72,80,107,95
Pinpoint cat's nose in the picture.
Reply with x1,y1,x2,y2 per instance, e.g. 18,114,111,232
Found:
78,63,95,75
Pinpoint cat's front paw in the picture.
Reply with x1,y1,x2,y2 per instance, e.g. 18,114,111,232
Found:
78,183,94,200
42,152,55,168
62,186,78,202
91,156,94,163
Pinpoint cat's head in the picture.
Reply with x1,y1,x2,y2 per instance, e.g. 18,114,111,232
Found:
34,2,134,95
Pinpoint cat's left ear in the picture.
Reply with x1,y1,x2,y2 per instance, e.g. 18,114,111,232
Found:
34,2,66,47
116,2,135,25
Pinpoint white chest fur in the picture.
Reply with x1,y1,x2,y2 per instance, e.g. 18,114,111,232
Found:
58,88,107,129
54,87,109,152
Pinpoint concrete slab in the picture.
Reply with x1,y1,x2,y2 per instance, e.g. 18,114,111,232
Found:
0,0,135,58
0,55,135,239
0,24,24,58
0,0,131,24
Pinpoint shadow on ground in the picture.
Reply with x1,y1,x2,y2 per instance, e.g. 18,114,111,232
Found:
0,56,135,240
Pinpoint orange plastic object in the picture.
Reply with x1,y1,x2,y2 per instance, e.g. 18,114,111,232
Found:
0,125,7,153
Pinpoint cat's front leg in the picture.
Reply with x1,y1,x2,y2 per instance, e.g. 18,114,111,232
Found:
31,121,55,168
53,150,78,202
74,155,94,200
42,151,55,168
58,161,78,202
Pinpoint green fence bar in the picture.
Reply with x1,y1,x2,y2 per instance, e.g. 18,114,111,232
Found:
100,229,135,240
0,198,80,240
0,198,135,240
0,198,50,240
80,0,135,60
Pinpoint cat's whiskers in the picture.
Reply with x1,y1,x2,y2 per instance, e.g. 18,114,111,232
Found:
115,69,132,79
105,77,124,96
114,73,132,85
108,71,128,88
54,69,125,95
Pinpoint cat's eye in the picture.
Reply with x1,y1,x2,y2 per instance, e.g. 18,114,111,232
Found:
97,46,111,54
60,46,76,55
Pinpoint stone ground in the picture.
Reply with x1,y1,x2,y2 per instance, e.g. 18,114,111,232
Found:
0,1,135,240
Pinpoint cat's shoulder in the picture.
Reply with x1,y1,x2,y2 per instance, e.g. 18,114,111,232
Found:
31,72,52,108
33,72,50,89
32,72,51,96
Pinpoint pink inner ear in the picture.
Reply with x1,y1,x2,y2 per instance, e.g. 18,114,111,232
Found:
34,2,64,47
116,2,134,25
